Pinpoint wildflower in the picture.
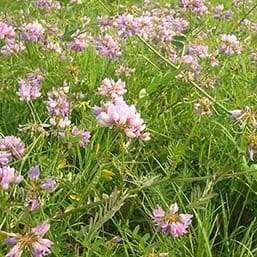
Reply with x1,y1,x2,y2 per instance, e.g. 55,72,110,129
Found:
179,0,208,16
230,109,244,120
5,221,53,257
194,97,213,116
152,203,193,238
26,166,58,210
113,14,136,39
68,31,91,52
1,136,25,159
1,39,25,55
179,0,204,8
35,0,61,10
97,16,114,32
95,34,121,60
71,126,91,148
93,97,150,141
0,22,15,39
220,34,242,55
97,78,126,98
213,4,233,20
0,166,23,190
0,152,11,166
229,106,257,127
22,21,44,42
40,176,57,191
28,166,40,181
44,41,62,54
187,44,209,59
47,85,71,129
17,72,44,101
134,15,152,39
25,196,41,211
70,0,82,4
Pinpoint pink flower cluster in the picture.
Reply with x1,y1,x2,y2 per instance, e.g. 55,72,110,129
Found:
213,4,233,20
94,96,150,141
47,85,71,129
71,126,91,148
0,22,15,39
44,41,62,54
0,166,23,190
0,136,25,189
68,32,91,52
220,34,242,55
97,78,126,98
179,0,208,16
25,166,58,211
17,72,44,101
194,97,213,116
0,136,25,164
152,203,193,238
0,22,24,55
95,34,121,60
22,21,45,42
35,0,61,10
5,221,53,257
1,38,25,55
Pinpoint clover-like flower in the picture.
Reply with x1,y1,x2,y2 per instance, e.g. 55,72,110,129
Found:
5,221,53,257
152,203,193,238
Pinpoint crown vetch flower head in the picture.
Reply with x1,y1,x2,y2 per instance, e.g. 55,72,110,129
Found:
22,21,44,42
5,221,53,257
0,166,23,190
95,34,121,60
94,97,150,141
152,203,193,238
220,34,242,55
97,78,126,98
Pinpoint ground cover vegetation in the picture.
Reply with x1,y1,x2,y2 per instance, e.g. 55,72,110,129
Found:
1,0,257,256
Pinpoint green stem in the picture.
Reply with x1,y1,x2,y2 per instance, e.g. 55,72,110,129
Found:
137,35,179,70
189,80,230,114
53,168,257,220
137,35,230,115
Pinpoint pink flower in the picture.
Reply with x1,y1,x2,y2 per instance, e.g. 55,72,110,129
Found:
5,221,53,257
214,4,233,20
220,34,242,55
152,203,193,238
71,126,91,148
47,85,71,129
0,166,23,190
113,14,137,39
22,21,44,42
44,41,62,54
1,39,25,55
2,136,25,159
95,34,121,60
17,72,44,101
35,0,61,10
68,32,91,52
94,97,150,141
187,44,209,59
97,16,114,32
70,0,82,4
0,22,15,39
97,78,126,98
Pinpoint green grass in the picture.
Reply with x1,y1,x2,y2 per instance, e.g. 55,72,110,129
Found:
1,0,257,256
